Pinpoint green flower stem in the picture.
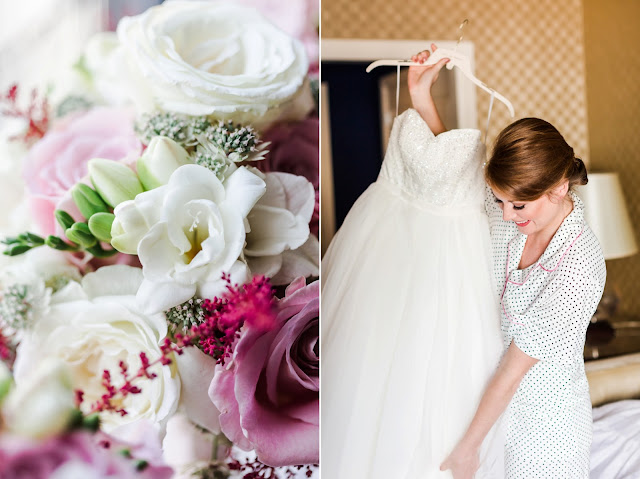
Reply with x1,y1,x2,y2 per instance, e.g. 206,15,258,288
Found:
86,243,119,258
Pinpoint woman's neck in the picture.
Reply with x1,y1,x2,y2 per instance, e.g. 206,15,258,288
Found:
528,194,574,247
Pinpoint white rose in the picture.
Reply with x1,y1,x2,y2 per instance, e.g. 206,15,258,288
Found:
3,360,76,438
111,164,266,313
113,0,312,129
13,266,181,435
245,172,319,284
81,32,131,106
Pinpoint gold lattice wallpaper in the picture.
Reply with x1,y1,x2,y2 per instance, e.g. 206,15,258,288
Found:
584,0,640,316
321,0,590,162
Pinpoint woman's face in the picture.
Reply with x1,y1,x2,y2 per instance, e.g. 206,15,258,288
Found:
492,183,570,238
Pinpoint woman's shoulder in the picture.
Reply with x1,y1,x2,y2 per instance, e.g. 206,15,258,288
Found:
538,223,606,301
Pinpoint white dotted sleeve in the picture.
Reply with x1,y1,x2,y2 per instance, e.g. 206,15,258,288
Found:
484,184,503,231
508,270,600,364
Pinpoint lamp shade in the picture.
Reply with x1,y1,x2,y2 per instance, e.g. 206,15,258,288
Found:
576,172,638,260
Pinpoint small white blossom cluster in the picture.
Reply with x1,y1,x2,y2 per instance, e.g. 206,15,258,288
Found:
165,297,206,332
0,283,42,330
137,114,269,180
136,112,193,146
204,121,266,163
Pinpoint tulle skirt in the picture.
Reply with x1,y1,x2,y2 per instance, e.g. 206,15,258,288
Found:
321,178,505,479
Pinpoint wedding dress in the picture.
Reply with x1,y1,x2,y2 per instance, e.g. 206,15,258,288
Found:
321,108,504,478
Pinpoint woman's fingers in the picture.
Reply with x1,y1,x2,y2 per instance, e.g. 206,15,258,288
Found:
411,49,431,64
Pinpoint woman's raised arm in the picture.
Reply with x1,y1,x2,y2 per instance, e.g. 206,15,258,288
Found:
408,44,449,135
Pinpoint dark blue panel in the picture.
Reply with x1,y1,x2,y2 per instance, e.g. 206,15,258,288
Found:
322,62,398,228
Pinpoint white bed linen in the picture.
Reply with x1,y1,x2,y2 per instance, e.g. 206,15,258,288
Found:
591,399,640,478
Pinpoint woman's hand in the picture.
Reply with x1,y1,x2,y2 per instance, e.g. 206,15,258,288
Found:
408,44,449,109
440,445,480,479
407,44,449,135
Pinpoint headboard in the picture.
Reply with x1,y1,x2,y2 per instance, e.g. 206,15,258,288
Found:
586,352,640,407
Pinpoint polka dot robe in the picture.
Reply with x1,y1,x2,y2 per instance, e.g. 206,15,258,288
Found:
485,188,606,478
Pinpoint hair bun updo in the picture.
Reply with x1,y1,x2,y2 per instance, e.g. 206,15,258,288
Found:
486,118,587,200
571,157,588,187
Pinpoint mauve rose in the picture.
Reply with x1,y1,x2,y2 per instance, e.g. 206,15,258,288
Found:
0,429,173,479
22,107,142,235
259,117,319,236
209,277,318,467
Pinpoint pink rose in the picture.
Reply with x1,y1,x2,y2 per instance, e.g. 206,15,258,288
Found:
209,277,319,467
23,107,142,236
236,0,319,75
259,117,319,236
0,429,173,479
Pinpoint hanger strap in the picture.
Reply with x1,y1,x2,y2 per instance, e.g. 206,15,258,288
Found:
395,64,401,117
484,91,495,144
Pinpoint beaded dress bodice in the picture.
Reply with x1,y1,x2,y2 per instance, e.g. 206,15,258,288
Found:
379,108,486,207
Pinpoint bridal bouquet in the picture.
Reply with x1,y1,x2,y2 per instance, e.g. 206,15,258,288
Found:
0,1,319,478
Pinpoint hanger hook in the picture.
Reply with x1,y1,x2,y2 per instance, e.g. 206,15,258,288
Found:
454,19,469,53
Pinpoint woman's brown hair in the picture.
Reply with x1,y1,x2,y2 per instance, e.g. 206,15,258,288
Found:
485,118,587,201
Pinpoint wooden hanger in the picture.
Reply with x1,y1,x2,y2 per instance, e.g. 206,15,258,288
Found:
366,47,515,118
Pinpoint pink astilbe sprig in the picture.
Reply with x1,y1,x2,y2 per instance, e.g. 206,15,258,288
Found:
1,84,50,144
227,454,317,479
76,274,277,416
0,326,15,365
195,273,278,365
78,348,184,416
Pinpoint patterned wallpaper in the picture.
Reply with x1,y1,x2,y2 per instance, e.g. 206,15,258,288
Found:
584,0,640,316
321,0,590,162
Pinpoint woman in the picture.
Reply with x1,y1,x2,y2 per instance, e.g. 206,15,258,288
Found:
408,48,606,478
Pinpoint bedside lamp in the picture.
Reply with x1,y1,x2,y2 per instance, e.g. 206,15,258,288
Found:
576,172,638,260
576,173,638,354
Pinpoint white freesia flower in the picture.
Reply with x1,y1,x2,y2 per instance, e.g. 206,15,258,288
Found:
245,172,319,284
3,360,75,438
13,266,181,435
110,0,312,128
111,164,266,313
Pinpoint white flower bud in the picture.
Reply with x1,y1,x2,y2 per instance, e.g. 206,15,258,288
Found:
88,158,144,207
0,362,12,405
111,200,150,255
137,136,192,190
